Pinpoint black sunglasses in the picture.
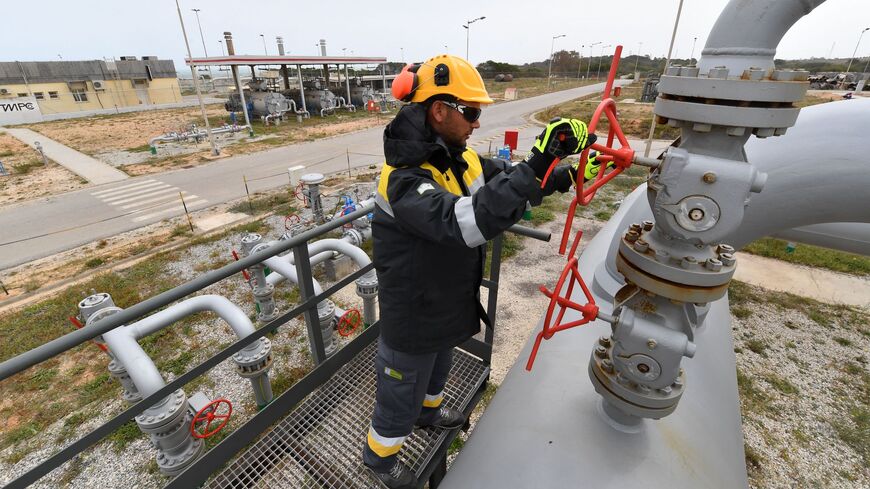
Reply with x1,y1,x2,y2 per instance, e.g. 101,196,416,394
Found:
441,101,482,123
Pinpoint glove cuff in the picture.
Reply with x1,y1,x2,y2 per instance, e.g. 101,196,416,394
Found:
523,149,556,181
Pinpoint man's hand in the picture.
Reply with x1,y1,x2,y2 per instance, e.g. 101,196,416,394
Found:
548,151,615,193
523,118,596,181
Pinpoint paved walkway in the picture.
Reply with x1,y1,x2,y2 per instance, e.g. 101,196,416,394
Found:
1,128,128,184
734,252,870,309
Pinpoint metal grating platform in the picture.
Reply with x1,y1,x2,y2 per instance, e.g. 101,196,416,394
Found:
205,342,489,489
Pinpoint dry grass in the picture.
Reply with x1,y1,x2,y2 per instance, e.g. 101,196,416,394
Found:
0,133,85,206
485,77,598,101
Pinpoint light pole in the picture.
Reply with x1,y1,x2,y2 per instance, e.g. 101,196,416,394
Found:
191,8,214,91
689,36,698,63
174,0,219,156
218,39,225,56
259,34,268,55
845,27,870,76
463,16,486,61
586,41,601,79
577,44,585,79
645,0,685,157
401,47,404,63
596,44,612,79
548,34,566,88
634,41,643,77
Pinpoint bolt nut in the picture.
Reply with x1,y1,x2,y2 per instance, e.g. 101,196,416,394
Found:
658,386,673,395
692,123,712,133
595,346,608,358
598,336,611,347
629,223,642,233
702,172,717,184
719,252,736,266
726,126,747,137
625,230,640,243
633,239,649,253
654,249,670,263
636,383,651,394
601,359,614,373
717,244,735,254
642,220,654,231
705,258,723,271
647,339,657,350
681,256,697,269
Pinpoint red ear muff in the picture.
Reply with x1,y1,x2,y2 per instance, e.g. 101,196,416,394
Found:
392,63,420,102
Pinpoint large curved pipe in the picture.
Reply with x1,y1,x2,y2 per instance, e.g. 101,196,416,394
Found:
699,0,827,74
732,98,870,248
774,223,870,256
104,295,264,398
266,238,375,288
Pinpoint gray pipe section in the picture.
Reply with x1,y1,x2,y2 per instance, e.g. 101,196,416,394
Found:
698,0,826,74
105,295,264,398
774,223,870,256
731,98,870,248
0,204,374,381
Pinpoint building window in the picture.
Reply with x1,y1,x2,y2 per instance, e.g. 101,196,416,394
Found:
72,89,88,102
48,91,59,99
34,92,44,100
17,93,27,97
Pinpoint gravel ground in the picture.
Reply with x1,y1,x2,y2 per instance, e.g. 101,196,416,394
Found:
2,187,868,488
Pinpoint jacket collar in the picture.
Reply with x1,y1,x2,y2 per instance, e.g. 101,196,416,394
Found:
383,104,468,172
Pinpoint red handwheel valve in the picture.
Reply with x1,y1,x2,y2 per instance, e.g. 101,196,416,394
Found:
337,309,362,337
526,232,601,371
190,398,233,439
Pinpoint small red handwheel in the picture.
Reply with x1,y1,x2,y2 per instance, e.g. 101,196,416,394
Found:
293,182,306,202
576,97,634,206
190,398,233,439
284,213,301,230
338,309,362,337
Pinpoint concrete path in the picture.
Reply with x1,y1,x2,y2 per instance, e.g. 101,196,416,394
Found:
1,127,128,184
734,252,870,309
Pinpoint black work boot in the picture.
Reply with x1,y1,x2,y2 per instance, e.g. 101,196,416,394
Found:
365,459,417,489
416,406,466,430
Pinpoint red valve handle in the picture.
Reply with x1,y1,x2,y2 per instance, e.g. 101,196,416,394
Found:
284,213,301,231
526,231,599,371
293,182,306,203
337,309,362,337
191,398,233,439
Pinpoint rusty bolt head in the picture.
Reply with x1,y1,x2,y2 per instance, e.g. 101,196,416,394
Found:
705,258,723,271
681,256,697,269
601,359,614,373
633,239,649,253
598,336,611,347
702,172,717,184
642,220,654,231
595,346,608,358
629,223,642,233
719,252,736,266
647,339,657,350
626,230,640,243
717,244,735,254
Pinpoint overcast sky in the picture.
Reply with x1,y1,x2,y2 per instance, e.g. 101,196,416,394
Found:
2,0,868,69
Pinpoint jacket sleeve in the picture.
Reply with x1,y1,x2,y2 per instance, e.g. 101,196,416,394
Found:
384,162,544,248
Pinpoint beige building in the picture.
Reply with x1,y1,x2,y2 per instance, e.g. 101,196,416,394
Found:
0,58,182,123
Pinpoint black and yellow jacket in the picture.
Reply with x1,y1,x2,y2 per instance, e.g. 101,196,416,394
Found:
373,104,562,354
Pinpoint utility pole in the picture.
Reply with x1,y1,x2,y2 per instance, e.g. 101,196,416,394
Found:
586,41,601,79
191,8,214,91
577,44,585,79
175,0,219,156
463,16,486,61
845,27,870,76
548,34,566,88
644,0,684,157
596,44,612,79
259,34,268,55
689,36,698,63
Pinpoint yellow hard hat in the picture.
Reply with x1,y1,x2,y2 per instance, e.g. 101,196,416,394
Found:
392,54,494,105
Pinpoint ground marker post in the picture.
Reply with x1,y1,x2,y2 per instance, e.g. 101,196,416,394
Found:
179,192,195,232
243,175,254,213
346,148,352,178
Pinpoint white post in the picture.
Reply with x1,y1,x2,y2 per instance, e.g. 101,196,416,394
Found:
175,0,219,156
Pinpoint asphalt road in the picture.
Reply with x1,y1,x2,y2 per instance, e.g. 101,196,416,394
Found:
0,81,631,270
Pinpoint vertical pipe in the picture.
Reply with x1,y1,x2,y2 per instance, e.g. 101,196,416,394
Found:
225,32,253,134
345,64,352,106
297,65,307,115
381,64,387,108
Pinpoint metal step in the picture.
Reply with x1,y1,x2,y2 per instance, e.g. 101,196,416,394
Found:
205,342,489,489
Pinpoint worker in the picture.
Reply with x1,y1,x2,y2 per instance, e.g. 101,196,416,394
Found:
363,54,601,488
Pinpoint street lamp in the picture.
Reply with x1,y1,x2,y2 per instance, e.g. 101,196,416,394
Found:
259,34,268,55
577,44,585,79
596,44,612,79
634,41,643,76
689,36,698,63
845,27,870,75
586,41,601,79
548,34,566,88
463,16,486,61
174,0,218,156
401,47,404,63
218,39,225,56
190,8,214,90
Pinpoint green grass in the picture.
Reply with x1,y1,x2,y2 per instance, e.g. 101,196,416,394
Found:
159,350,195,376
12,160,43,175
745,442,764,480
126,143,153,153
728,280,858,329
834,337,853,347
764,374,799,395
228,190,297,216
743,237,870,277
737,369,772,414
731,306,753,320
83,257,104,269
745,338,768,356
108,420,145,450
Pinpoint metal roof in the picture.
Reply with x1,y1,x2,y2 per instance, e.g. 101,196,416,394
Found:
186,55,388,67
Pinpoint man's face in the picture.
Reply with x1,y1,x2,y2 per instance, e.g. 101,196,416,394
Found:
427,100,482,148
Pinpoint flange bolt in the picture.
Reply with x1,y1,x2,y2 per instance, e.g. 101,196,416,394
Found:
633,239,649,253
601,359,614,373
626,230,639,243
629,223,642,233
717,244,735,254
594,346,608,358
705,258,723,271
598,336,611,347
681,256,697,269
641,220,654,231
702,172,717,184
719,253,736,266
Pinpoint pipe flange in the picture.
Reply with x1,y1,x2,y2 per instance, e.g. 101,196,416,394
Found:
355,272,379,298
234,337,274,376
156,437,204,476
240,233,264,256
588,351,685,419
317,300,336,324
617,229,735,288
342,228,364,247
300,173,325,185
78,293,117,323
136,389,188,432
616,253,729,304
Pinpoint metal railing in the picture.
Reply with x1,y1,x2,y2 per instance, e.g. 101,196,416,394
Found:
0,200,550,488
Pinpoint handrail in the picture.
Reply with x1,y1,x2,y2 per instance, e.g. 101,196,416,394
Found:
0,204,374,381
